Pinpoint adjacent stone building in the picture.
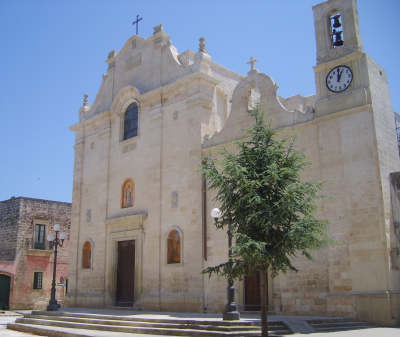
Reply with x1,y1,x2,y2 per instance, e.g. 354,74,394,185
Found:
67,0,400,325
0,197,71,310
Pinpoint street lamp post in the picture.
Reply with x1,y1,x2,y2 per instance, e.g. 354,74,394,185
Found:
47,223,66,311
211,208,240,321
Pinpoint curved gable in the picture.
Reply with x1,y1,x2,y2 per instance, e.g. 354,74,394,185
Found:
204,70,314,147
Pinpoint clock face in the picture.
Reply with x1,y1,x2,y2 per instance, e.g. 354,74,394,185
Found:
326,65,353,93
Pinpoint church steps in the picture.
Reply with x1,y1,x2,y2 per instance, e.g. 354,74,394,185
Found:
306,318,374,332
30,310,260,326
10,318,258,337
8,313,293,336
19,314,264,331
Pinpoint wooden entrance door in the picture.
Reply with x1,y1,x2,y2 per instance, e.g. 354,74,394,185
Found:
116,240,135,306
0,274,10,310
244,271,260,311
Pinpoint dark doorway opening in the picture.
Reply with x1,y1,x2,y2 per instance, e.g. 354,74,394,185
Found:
116,240,135,306
244,271,260,311
0,274,11,310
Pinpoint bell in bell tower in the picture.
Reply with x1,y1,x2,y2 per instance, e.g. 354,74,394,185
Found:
313,0,363,64
330,13,344,47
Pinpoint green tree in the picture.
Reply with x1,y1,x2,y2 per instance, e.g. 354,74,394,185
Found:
201,107,329,337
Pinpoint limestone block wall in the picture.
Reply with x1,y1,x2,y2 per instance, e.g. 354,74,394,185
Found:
362,55,400,324
0,197,20,261
66,138,84,307
0,197,71,310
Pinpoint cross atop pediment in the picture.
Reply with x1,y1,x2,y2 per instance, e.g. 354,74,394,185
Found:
247,56,258,71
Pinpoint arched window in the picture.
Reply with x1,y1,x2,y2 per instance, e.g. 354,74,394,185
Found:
123,102,138,140
82,241,92,269
167,230,181,264
121,179,135,208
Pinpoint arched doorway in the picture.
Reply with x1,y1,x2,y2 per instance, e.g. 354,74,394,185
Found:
0,274,11,310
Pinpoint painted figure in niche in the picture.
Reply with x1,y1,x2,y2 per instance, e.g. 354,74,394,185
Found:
125,184,133,207
121,180,134,208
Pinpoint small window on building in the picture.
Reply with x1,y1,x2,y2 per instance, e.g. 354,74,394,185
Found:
34,224,46,250
167,230,181,264
33,272,43,289
82,241,92,269
121,179,135,208
123,102,139,140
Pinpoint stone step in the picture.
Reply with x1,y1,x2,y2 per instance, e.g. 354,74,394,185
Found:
8,316,292,336
30,310,260,326
315,325,372,332
8,323,92,337
10,319,259,337
20,315,263,332
307,318,374,332
307,318,360,324
311,321,371,329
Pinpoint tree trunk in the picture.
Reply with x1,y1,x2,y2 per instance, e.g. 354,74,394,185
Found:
260,267,268,337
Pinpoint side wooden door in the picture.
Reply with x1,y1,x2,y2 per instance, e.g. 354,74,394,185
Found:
244,271,260,311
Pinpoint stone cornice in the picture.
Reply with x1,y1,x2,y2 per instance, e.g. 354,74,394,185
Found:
313,50,365,72
70,109,111,133
202,104,372,150
141,71,220,105
71,72,220,133
26,249,52,257
106,210,148,229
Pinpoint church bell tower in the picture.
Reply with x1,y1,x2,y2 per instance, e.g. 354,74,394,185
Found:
313,0,370,115
312,0,400,326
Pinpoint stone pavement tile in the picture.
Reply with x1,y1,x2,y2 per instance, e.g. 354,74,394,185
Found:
0,311,23,317
8,323,174,337
292,327,400,337
0,329,38,337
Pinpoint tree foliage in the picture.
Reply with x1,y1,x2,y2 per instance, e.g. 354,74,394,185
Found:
201,107,329,280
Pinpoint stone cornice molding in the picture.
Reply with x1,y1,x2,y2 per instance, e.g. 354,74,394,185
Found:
110,72,219,114
142,71,220,106
70,109,111,133
106,210,148,230
71,72,221,134
202,103,372,150
314,50,365,72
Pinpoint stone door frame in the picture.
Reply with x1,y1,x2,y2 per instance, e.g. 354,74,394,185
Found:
105,212,146,308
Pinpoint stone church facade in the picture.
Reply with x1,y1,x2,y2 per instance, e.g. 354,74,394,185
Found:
67,0,400,325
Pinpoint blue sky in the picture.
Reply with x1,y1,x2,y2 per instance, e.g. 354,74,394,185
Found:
1,0,399,203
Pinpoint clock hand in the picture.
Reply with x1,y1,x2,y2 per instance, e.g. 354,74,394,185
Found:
338,69,343,82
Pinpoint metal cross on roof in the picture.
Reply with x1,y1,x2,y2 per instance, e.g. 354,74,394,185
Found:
132,15,143,35
247,56,258,71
